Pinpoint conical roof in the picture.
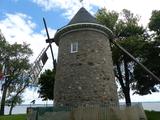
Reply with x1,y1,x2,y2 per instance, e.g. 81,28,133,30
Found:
68,7,97,25
54,7,113,45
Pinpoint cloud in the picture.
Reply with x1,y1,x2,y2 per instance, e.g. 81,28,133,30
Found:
32,0,160,26
120,91,160,102
104,0,160,27
0,13,36,43
0,12,58,63
32,0,95,19
0,12,58,103
0,12,58,102
32,0,106,12
23,88,53,104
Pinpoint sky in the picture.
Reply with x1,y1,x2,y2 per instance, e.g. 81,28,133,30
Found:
0,0,160,104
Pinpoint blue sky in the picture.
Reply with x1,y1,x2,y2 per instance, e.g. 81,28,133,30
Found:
0,0,160,104
0,0,68,30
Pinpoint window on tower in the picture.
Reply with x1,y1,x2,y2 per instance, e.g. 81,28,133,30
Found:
71,42,78,53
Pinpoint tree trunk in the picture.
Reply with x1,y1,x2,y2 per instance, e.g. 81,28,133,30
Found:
116,63,125,90
9,102,14,115
124,88,131,106
8,85,27,115
124,56,131,106
0,85,8,115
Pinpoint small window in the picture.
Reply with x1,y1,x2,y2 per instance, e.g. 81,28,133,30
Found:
71,42,78,53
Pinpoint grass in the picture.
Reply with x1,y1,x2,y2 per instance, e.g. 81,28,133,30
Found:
0,114,26,120
0,111,159,120
145,110,160,120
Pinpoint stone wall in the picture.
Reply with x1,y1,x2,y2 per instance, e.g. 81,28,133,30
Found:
54,28,118,106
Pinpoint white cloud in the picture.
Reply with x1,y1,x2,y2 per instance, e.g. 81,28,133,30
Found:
0,12,58,63
104,0,160,27
119,91,160,103
32,0,160,26
32,0,92,19
0,13,36,43
0,12,58,103
23,88,53,104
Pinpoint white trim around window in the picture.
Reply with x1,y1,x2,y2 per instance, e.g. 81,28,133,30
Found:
70,42,78,53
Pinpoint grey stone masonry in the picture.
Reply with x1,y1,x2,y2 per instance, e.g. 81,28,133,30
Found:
54,26,119,106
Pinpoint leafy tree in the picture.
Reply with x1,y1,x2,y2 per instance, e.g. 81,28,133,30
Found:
96,9,147,106
149,10,160,36
0,32,32,115
96,8,119,32
132,10,160,95
0,30,7,63
6,95,23,115
38,69,55,100
6,71,31,115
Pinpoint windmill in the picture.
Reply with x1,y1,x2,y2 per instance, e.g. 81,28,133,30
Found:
52,7,160,106
26,7,159,120
20,9,160,90
31,8,160,104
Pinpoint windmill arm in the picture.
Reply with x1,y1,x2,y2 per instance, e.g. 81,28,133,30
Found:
111,40,160,82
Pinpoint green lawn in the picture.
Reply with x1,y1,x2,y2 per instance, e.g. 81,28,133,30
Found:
0,114,26,120
0,111,159,120
145,110,160,120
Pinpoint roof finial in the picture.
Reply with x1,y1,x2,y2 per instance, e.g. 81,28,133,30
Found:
79,0,84,7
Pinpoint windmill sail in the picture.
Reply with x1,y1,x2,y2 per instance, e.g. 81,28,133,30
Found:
41,51,48,65
43,18,56,70
111,40,160,82
29,45,49,84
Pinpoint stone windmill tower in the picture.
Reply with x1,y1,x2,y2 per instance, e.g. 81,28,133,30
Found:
54,7,118,106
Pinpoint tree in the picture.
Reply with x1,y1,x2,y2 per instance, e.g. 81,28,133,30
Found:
38,69,55,100
132,10,160,95
149,10,160,36
96,8,119,32
6,95,23,115
0,32,32,115
6,71,31,115
96,9,147,106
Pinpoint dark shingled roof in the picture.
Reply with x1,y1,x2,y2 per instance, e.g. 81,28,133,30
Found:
68,7,97,25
